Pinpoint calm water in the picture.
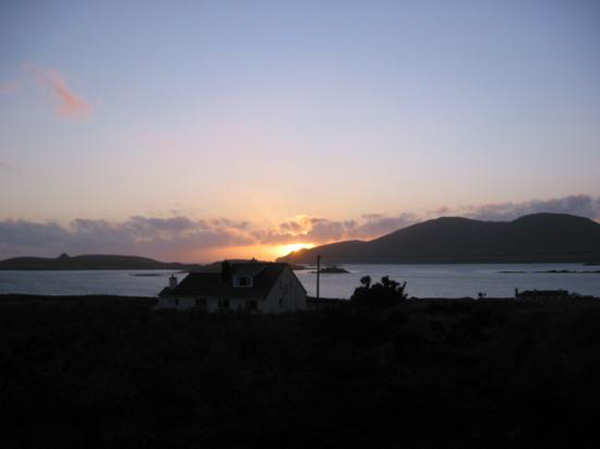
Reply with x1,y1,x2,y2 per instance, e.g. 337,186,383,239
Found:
0,264,599,298
0,270,178,297
295,264,600,298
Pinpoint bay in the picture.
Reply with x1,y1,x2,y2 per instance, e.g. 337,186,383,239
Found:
296,263,600,298
0,270,177,297
0,263,599,299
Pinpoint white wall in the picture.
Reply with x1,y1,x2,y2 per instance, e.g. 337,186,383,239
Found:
263,266,306,313
156,297,197,310
157,266,306,313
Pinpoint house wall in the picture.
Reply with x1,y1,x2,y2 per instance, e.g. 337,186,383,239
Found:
205,297,254,312
262,266,306,313
158,266,306,313
157,296,197,310
159,296,262,312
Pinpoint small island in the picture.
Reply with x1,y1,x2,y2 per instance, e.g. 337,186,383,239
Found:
289,263,308,270
311,266,350,274
0,253,203,271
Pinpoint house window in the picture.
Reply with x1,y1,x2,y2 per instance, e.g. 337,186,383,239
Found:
218,299,230,309
195,298,207,307
235,276,252,287
174,298,179,306
245,300,258,310
279,297,284,308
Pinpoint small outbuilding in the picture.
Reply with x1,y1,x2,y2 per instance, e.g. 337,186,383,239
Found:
157,261,306,313
515,288,570,300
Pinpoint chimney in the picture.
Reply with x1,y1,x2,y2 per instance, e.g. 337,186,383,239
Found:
169,275,178,289
221,261,232,283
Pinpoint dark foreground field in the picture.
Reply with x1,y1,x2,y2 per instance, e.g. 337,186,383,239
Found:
2,295,600,448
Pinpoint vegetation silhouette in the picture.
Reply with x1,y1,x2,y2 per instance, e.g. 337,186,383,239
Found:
350,275,408,305
2,293,600,448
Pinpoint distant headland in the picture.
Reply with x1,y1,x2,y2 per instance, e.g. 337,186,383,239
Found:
0,253,203,271
0,254,308,272
277,213,600,265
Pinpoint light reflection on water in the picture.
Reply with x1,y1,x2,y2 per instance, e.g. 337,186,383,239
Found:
0,264,599,299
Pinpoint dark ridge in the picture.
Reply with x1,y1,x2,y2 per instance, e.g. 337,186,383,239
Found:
0,253,203,270
277,213,600,264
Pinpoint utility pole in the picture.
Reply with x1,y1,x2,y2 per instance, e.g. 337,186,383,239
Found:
316,254,321,300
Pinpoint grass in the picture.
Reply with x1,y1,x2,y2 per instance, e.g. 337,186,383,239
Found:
1,294,600,448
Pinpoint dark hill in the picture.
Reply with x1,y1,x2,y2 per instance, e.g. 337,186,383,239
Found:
0,253,202,270
277,213,600,264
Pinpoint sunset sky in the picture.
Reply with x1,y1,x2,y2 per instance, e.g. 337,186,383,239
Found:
1,0,600,262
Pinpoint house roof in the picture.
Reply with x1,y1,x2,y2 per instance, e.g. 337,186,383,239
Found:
168,262,298,299
233,264,267,277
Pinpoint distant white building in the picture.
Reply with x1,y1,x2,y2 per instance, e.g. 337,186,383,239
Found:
157,261,306,313
514,288,571,300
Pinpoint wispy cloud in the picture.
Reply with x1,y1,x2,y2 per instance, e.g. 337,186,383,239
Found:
1,195,599,262
252,213,419,245
463,194,600,222
0,216,252,262
39,69,92,118
0,161,14,172
0,213,418,262
24,64,92,118
0,80,21,94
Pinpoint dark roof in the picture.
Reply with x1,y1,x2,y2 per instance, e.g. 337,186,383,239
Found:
169,263,295,299
158,287,172,297
233,264,267,277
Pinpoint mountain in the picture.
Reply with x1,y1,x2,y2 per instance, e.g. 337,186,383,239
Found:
0,253,203,270
277,213,600,264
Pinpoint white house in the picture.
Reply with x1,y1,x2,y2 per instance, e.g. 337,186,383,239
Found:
157,261,307,313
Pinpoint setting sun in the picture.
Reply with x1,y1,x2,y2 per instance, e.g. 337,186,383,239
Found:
276,243,315,258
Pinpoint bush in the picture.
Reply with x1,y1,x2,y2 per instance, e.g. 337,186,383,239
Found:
350,275,408,306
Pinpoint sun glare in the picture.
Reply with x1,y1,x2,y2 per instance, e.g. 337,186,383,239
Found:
277,243,315,257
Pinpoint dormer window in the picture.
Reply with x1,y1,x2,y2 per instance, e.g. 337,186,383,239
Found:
234,276,253,288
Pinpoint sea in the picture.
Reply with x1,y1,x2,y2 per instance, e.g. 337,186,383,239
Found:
1,263,599,299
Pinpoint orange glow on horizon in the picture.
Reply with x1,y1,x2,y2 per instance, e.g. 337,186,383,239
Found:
184,243,317,264
275,243,315,258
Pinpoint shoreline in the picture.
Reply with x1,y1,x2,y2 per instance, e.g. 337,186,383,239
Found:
0,261,597,271
2,294,598,304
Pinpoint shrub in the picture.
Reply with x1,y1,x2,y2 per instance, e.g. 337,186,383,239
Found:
350,275,408,306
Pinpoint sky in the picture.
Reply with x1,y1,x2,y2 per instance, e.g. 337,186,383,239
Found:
1,0,599,262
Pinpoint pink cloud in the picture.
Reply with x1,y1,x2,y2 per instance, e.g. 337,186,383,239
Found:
42,70,92,118
0,80,21,94
0,161,14,171
24,64,92,118
252,213,419,245
432,206,451,216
